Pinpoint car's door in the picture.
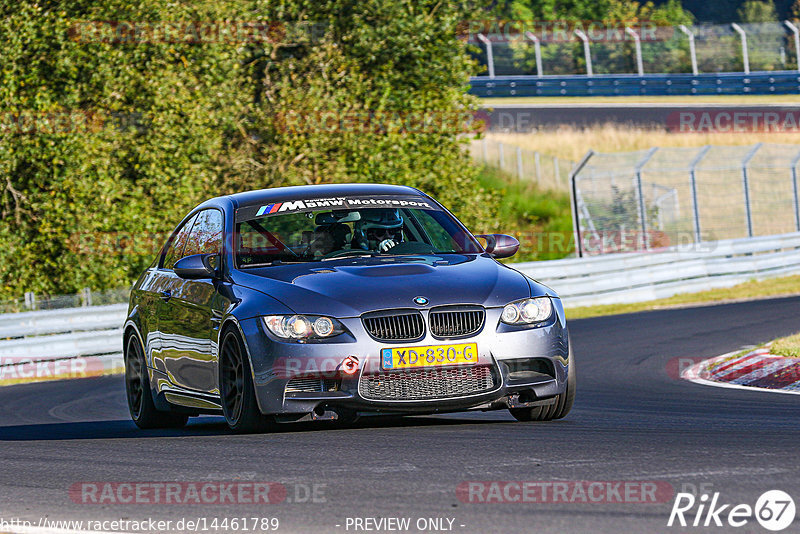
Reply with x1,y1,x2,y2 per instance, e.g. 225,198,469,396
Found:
147,213,197,378
156,208,226,394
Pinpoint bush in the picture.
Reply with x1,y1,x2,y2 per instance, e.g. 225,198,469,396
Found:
0,1,493,299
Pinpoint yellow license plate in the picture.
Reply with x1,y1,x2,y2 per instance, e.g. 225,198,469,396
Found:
380,343,478,370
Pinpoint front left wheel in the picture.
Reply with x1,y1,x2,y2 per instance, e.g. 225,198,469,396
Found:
219,328,274,433
125,334,188,429
510,339,576,422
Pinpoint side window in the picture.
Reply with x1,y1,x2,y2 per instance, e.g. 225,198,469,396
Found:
411,209,458,252
184,209,224,257
162,214,198,270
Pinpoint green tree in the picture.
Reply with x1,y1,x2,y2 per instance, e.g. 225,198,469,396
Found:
0,0,495,299
502,0,695,75
738,0,779,21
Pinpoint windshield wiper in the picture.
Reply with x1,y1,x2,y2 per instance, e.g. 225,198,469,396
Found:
239,260,308,268
320,252,380,261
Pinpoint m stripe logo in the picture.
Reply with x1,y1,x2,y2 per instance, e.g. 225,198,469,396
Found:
256,203,283,216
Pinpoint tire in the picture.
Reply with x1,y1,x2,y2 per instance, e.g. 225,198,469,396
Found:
125,334,188,429
219,328,274,433
510,339,576,422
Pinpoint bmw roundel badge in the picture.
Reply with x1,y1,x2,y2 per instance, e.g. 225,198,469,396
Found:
413,296,429,305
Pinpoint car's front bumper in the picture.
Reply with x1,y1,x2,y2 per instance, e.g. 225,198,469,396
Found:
237,300,570,417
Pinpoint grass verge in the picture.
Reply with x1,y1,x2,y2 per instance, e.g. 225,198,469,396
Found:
772,333,800,358
476,165,573,261
484,126,800,162
564,274,800,319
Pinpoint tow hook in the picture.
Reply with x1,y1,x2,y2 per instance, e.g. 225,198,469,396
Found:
341,355,359,375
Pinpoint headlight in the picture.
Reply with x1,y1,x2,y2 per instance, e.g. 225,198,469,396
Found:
500,297,552,325
264,315,345,340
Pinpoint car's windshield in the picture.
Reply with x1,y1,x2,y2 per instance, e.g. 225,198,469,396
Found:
235,199,482,268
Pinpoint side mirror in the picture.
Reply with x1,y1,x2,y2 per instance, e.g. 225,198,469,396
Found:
174,253,218,280
475,234,520,259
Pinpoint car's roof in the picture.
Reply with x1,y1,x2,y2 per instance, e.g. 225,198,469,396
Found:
223,183,426,208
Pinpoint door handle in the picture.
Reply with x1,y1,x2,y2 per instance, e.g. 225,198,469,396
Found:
159,290,172,302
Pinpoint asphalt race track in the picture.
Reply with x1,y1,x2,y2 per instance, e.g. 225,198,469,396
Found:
1,296,800,533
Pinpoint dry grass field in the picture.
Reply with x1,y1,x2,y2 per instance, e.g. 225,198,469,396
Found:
483,125,800,162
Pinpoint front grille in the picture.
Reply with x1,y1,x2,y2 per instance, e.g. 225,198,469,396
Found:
362,310,425,341
429,306,485,338
359,365,496,400
285,377,339,393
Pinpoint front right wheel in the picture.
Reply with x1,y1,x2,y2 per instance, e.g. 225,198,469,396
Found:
510,339,576,422
219,328,274,433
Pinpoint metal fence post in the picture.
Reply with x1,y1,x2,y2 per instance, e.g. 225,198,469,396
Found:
688,145,712,243
569,151,595,258
534,151,542,183
498,142,504,171
731,23,750,74
554,157,561,186
516,146,523,180
524,31,544,76
791,148,800,232
477,34,495,78
678,25,698,75
24,291,36,311
741,143,762,238
785,21,800,72
635,147,659,250
481,137,488,163
81,287,92,307
573,29,593,76
625,27,644,76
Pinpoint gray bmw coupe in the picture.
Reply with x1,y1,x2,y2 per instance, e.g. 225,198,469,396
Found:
124,184,575,432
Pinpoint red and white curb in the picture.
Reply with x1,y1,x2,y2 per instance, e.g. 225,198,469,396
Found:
682,345,800,395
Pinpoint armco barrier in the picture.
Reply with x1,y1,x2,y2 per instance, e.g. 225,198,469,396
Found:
1,232,800,375
0,303,127,339
517,232,800,307
469,71,800,98
0,305,126,383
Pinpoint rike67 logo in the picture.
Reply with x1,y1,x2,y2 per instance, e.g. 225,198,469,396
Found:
668,490,796,531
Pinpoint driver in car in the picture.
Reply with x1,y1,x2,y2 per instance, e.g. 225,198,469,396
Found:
354,208,404,253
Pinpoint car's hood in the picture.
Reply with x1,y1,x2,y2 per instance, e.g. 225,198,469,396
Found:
230,254,538,317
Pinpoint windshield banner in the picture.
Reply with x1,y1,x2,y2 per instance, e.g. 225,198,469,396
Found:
235,195,439,222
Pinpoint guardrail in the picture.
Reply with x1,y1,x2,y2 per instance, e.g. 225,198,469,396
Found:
0,303,127,339
0,304,126,383
516,232,800,307
469,71,800,97
1,232,800,375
